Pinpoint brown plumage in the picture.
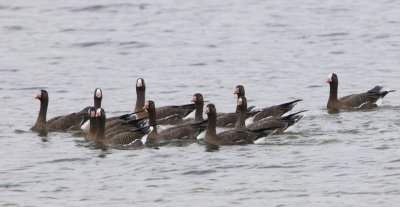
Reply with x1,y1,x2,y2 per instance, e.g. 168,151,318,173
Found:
87,108,147,145
32,90,89,133
155,103,196,124
191,93,204,122
326,73,395,112
246,110,307,134
214,85,256,127
204,103,275,147
234,85,302,122
144,100,206,144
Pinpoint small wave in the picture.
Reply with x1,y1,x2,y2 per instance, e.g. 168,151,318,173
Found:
46,158,88,163
318,32,348,37
0,6,26,11
307,85,323,88
265,23,289,27
330,51,345,55
0,68,18,72
118,41,149,48
9,87,47,91
374,146,390,150
181,169,217,175
72,41,109,48
144,177,170,181
69,3,148,12
189,63,207,66
325,191,380,195
258,164,304,169
14,129,28,134
70,5,106,12
159,90,179,94
0,183,22,188
317,139,341,145
3,26,24,31
374,34,390,39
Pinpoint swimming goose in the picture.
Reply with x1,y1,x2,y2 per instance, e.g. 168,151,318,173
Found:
143,100,206,145
105,78,148,123
326,73,395,112
87,107,148,145
234,85,302,123
183,93,205,121
204,103,276,147
32,90,89,133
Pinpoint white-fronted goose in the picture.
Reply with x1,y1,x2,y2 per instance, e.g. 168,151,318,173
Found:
204,103,276,147
87,107,147,145
183,93,206,122
32,90,89,133
234,85,302,123
192,93,205,121
326,73,395,112
106,78,147,123
143,100,207,145
215,86,256,127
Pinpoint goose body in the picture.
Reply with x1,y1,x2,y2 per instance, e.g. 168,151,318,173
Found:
234,85,302,123
32,90,89,133
86,108,147,145
144,100,206,145
204,102,276,147
326,73,395,112
246,110,306,134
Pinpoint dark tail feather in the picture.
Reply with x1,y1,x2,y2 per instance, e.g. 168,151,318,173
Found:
368,86,396,97
278,99,303,109
170,103,196,110
247,106,256,112
282,110,308,121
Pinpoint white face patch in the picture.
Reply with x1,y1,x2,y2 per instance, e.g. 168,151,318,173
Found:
35,91,41,99
95,89,102,98
137,79,143,87
326,73,333,83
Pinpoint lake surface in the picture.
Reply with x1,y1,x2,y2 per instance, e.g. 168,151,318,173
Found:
1,0,400,206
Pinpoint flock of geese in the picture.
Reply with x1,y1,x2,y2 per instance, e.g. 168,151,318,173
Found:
31,73,395,148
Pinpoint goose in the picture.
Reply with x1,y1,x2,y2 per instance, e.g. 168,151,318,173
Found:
326,73,395,112
246,110,307,134
234,85,302,123
143,100,207,145
32,90,89,133
86,107,148,145
203,103,276,147
183,93,205,122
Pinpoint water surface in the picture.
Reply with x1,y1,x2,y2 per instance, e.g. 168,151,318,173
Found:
1,0,400,206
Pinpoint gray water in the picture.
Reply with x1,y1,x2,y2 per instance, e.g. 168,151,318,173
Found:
1,0,400,206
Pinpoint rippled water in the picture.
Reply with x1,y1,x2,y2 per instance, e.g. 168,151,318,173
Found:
1,0,400,206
